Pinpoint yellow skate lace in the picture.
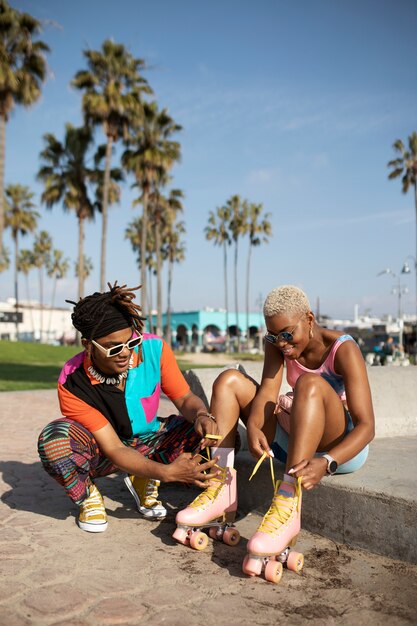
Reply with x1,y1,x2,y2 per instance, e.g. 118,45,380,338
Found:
189,447,225,512
249,451,302,535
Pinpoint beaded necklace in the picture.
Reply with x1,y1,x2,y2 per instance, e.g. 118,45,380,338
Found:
88,354,134,386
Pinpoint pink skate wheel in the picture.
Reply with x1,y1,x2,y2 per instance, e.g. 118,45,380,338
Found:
172,527,188,545
209,526,220,540
223,527,240,546
242,555,262,577
265,560,283,584
190,531,209,551
287,551,304,573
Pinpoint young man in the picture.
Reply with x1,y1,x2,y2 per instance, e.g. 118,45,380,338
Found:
38,282,220,533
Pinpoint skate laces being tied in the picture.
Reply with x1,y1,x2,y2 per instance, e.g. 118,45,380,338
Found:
249,452,302,535
189,447,226,512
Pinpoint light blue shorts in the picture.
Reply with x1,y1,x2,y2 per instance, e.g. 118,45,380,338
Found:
271,410,369,474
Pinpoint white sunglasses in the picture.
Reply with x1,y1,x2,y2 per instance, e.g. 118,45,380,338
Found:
91,334,143,358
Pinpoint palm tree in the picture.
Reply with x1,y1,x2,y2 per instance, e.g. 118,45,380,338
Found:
122,102,181,316
75,254,93,281
244,201,272,347
0,0,49,260
72,39,151,291
46,248,69,339
125,215,157,331
149,185,184,336
17,248,35,335
228,195,247,351
388,132,417,320
32,230,52,342
205,204,232,350
164,218,186,347
37,124,95,301
0,245,9,272
4,183,39,337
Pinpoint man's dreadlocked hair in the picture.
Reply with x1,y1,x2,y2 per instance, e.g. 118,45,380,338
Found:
66,282,146,340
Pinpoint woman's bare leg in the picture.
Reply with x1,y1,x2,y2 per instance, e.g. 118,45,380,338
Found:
209,369,258,448
286,373,346,471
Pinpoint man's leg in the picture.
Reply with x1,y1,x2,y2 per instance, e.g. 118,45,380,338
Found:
38,418,115,532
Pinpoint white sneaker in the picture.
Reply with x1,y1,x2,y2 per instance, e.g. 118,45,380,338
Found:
124,475,167,519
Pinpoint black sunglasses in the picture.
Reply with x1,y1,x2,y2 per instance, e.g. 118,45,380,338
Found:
264,317,303,345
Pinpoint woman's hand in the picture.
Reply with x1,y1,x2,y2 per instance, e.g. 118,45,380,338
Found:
289,457,327,490
247,424,274,460
193,414,222,449
166,452,220,487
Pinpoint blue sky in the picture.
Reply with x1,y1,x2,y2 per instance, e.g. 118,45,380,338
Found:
1,0,416,319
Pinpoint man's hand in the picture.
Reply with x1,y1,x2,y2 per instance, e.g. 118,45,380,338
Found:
166,452,221,487
193,414,222,449
247,424,274,460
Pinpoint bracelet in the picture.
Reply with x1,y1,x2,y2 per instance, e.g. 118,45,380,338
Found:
194,411,216,423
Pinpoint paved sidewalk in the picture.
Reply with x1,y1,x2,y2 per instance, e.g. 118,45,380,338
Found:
1,389,417,625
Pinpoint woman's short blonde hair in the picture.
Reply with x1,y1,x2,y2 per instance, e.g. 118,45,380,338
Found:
263,285,311,318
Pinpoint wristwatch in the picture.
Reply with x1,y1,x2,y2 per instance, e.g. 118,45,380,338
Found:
322,454,338,475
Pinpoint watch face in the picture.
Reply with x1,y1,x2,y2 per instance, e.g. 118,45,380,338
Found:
328,460,338,474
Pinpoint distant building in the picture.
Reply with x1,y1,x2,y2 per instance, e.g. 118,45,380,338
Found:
0,300,265,350
149,309,266,351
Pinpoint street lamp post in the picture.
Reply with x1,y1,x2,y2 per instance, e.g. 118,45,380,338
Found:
377,268,409,348
401,255,417,323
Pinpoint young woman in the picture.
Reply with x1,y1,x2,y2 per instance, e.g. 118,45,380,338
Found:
181,285,374,571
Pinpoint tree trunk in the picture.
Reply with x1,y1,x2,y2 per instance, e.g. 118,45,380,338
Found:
39,267,44,343
414,182,417,326
0,114,5,259
246,242,252,350
78,216,85,300
14,231,19,339
166,257,173,347
234,240,240,352
156,217,162,336
25,274,35,336
48,275,57,340
223,242,229,351
100,136,113,292
76,216,85,346
147,266,154,333
140,182,149,320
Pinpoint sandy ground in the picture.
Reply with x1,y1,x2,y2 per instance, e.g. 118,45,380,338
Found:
1,389,417,625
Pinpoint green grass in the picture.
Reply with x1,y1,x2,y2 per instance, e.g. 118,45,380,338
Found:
0,341,265,392
0,341,80,391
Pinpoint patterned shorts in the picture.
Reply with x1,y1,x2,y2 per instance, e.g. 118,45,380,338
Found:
38,415,200,505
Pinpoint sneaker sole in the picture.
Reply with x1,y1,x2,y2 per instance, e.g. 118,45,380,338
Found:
124,476,167,519
77,520,108,533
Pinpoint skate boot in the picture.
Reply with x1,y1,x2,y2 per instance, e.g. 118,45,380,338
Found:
243,475,304,583
173,466,240,550
78,483,108,533
124,475,167,519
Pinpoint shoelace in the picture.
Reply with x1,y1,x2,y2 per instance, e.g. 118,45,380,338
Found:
189,466,227,511
249,451,302,536
82,486,105,518
143,478,161,506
